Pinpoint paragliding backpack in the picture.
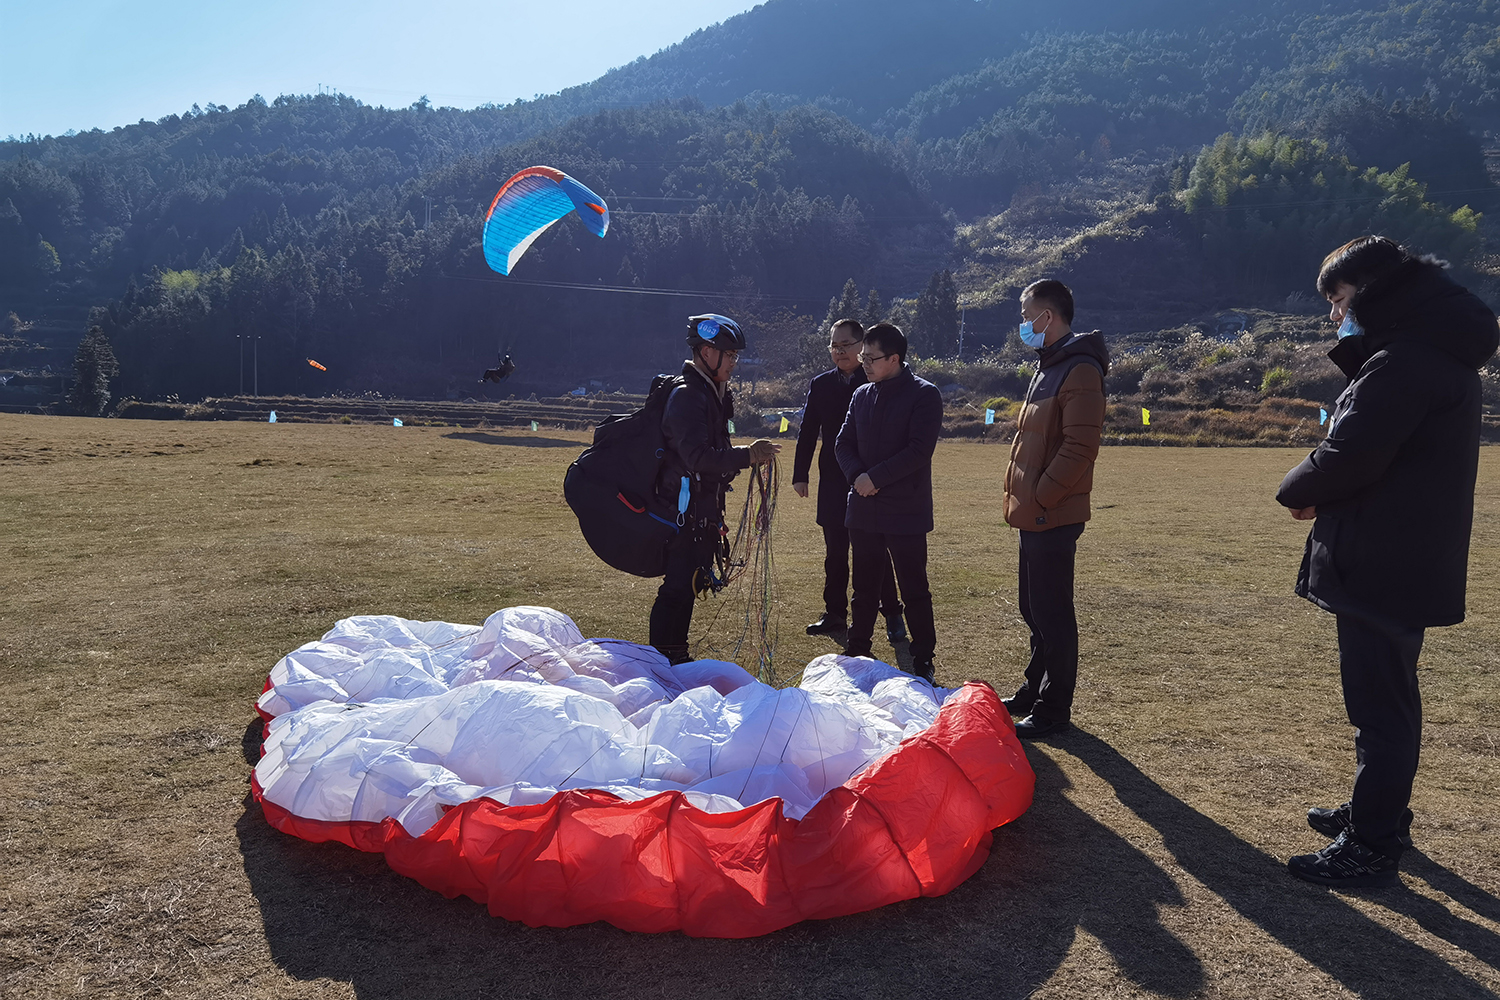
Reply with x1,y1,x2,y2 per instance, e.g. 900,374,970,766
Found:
564,374,689,577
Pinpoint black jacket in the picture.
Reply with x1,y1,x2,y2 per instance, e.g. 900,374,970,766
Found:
793,366,868,526
1277,258,1498,626
658,363,750,521
835,365,943,534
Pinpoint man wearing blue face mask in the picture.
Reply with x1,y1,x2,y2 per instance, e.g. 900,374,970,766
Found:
1000,279,1109,737
1277,236,1498,888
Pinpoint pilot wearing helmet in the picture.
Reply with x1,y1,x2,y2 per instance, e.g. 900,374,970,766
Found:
649,314,779,663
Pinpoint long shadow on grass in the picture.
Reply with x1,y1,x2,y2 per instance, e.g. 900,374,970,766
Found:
1062,729,1497,999
236,741,1203,999
443,432,579,448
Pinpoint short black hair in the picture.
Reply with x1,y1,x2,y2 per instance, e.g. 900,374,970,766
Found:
1317,236,1412,297
865,322,907,364
830,318,865,341
1022,279,1074,324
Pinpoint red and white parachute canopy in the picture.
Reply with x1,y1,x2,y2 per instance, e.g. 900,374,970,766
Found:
253,607,1033,937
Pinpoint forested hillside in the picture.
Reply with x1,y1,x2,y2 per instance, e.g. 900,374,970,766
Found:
2,0,1497,408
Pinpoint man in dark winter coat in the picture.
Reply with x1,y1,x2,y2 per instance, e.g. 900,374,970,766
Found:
834,323,943,681
792,318,904,643
1277,236,1499,888
1001,279,1109,738
650,314,779,664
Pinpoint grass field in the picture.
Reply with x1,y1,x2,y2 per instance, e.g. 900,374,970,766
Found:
2,413,1497,1000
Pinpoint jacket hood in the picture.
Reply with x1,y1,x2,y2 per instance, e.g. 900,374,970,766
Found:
1351,258,1499,370
1039,329,1111,376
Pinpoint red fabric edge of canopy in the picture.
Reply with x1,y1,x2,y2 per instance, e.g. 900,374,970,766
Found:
251,680,1034,938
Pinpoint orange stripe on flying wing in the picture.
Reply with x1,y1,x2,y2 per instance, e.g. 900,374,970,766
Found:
487,166,568,219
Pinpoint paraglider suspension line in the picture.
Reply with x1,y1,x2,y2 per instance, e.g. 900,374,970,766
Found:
691,459,779,683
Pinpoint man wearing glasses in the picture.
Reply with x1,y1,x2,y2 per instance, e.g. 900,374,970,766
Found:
834,323,943,681
792,318,905,645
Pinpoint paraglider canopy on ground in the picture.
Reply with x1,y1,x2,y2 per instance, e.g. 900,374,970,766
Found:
253,606,1034,937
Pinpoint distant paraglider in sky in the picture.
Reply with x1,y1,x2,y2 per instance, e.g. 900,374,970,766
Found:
482,166,609,276
306,358,327,371
480,353,516,384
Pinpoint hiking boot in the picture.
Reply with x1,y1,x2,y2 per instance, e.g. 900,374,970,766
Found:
653,644,692,666
885,614,908,644
1307,802,1414,848
806,614,847,637
910,657,935,683
844,640,873,658
1307,803,1352,839
1287,830,1399,888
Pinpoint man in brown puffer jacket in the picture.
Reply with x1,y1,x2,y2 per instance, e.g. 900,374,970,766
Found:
1001,279,1109,737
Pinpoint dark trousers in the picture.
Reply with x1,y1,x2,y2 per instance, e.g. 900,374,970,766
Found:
820,523,901,622
1015,521,1085,722
848,528,935,661
1337,611,1425,859
648,525,717,662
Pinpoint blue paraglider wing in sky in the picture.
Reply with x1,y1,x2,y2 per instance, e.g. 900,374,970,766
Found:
482,166,610,276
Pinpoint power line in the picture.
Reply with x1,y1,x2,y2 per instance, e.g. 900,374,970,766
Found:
438,270,822,303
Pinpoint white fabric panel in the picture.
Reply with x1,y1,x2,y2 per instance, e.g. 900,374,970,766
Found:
256,607,956,835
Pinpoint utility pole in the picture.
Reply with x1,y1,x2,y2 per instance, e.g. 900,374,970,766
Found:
253,333,261,397
237,333,245,394
957,306,966,360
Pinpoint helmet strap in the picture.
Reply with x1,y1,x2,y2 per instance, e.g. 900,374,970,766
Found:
695,343,723,378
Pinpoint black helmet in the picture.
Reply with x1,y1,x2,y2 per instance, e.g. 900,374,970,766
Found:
686,314,746,352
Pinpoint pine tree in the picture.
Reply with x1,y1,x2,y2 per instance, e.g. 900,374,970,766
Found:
914,270,959,358
68,325,120,417
822,278,862,335
864,288,883,328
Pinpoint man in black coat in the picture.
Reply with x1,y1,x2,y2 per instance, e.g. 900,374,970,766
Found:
650,314,779,664
1277,236,1498,887
835,323,944,681
792,318,903,642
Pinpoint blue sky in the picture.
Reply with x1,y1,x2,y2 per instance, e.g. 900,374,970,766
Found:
0,0,759,139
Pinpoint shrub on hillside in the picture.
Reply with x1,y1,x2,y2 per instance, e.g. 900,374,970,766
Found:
1260,366,1293,395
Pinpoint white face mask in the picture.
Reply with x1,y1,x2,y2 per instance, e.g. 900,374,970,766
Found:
1337,313,1363,339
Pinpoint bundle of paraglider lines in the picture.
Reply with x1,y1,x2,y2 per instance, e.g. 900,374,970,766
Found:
698,459,780,683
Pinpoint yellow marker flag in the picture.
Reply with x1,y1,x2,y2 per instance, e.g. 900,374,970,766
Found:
779,416,789,433
1142,407,1151,426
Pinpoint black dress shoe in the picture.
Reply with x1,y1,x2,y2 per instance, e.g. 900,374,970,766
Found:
1001,695,1035,717
885,614,908,644
1014,715,1070,738
806,614,847,637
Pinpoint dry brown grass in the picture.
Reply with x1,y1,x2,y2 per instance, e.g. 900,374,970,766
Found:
1,414,1497,999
